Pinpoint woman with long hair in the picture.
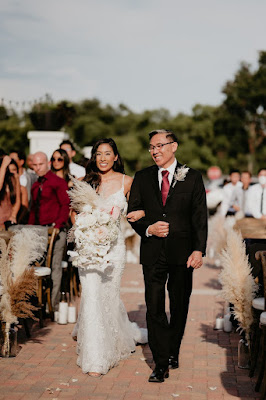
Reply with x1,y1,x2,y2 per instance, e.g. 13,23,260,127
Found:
0,155,21,229
50,148,72,186
8,159,29,224
70,138,146,377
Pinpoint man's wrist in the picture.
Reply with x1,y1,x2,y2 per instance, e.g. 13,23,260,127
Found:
146,226,152,237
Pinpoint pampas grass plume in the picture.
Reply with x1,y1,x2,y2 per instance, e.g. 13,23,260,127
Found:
219,227,257,339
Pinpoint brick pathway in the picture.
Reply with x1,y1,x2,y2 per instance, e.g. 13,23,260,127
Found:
0,260,260,399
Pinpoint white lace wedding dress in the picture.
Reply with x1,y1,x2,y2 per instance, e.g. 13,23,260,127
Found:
71,177,147,375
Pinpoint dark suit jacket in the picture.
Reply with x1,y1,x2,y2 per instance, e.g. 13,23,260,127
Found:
128,162,208,266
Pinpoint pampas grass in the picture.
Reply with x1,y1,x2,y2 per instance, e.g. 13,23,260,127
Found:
68,176,98,213
206,214,236,260
219,226,258,340
0,228,47,324
9,267,38,320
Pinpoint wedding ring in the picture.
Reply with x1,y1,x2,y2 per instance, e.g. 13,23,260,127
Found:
164,233,167,237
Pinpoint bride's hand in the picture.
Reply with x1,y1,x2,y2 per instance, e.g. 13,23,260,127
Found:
127,210,145,222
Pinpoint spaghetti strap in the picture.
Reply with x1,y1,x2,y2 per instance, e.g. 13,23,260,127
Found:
122,174,125,190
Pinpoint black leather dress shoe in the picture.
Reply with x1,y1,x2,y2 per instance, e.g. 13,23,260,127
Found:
169,356,179,369
148,367,169,383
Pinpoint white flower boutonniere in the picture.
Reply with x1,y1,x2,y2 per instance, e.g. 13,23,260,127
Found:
172,165,190,188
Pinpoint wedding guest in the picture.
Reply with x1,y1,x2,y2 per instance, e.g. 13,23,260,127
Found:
60,140,85,179
220,169,242,216
248,168,266,220
9,150,36,207
239,171,253,217
28,151,70,310
8,159,29,224
0,154,21,229
50,149,72,187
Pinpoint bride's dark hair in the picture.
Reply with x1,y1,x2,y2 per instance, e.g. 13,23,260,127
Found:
84,138,125,189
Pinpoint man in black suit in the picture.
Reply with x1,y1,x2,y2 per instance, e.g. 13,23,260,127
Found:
128,130,208,383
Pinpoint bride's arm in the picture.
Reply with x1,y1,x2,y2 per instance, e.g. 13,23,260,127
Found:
124,175,145,222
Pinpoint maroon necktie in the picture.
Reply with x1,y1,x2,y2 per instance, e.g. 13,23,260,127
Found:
161,170,170,206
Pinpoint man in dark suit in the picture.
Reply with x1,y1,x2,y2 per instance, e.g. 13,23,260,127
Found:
128,130,208,383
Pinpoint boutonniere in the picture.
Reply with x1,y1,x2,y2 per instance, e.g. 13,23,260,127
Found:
172,165,190,187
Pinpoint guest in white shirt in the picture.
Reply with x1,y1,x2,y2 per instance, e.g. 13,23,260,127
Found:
60,140,85,179
220,169,242,216
239,171,252,217
248,168,266,219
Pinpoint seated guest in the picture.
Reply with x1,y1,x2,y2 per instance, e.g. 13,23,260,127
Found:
0,154,21,229
28,151,70,311
59,140,85,179
220,169,242,216
248,168,266,220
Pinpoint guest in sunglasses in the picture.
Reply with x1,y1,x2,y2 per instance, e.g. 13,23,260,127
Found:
50,149,73,188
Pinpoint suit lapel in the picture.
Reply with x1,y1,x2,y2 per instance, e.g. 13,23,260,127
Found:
150,166,163,207
166,161,183,204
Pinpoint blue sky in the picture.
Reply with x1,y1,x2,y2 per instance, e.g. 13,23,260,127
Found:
1,0,265,115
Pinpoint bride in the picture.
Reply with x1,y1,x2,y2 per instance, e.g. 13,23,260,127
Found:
69,138,147,377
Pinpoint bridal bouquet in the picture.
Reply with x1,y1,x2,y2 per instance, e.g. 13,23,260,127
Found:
67,178,121,271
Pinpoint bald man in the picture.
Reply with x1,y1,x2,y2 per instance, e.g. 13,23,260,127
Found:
28,152,70,311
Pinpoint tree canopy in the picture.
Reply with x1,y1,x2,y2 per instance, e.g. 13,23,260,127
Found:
1,51,265,176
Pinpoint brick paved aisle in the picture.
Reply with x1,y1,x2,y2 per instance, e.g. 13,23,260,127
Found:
0,260,260,400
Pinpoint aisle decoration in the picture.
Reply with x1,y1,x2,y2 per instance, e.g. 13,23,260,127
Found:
219,226,258,343
68,178,123,271
0,228,47,356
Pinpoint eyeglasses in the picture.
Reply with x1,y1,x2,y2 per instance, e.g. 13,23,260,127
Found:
148,142,174,152
51,157,64,162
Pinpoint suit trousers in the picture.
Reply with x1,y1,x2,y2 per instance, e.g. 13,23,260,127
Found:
51,230,67,310
143,246,193,369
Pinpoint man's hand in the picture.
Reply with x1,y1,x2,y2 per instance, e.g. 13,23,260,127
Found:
148,221,169,238
2,155,12,169
186,251,203,269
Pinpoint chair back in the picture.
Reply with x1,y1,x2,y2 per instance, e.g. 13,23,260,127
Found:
46,227,59,268
255,251,266,310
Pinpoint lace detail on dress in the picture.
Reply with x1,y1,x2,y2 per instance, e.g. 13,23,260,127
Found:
72,183,147,375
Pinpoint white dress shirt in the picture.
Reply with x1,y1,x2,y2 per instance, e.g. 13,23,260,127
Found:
247,183,266,218
158,159,177,189
146,159,177,237
220,181,242,216
69,162,86,178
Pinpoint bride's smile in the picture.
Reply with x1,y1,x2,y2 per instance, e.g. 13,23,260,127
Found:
96,143,118,174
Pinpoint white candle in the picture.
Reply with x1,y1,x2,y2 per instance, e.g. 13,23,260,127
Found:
68,305,76,324
223,313,232,332
58,302,68,324
215,317,224,330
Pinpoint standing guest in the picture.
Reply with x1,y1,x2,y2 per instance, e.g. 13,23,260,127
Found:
50,148,72,187
0,155,21,229
8,159,29,223
248,168,266,220
239,171,253,217
9,150,36,207
28,152,70,310
60,140,85,179
220,169,242,216
128,129,208,383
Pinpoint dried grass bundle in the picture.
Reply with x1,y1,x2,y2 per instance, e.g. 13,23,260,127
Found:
0,229,46,324
68,176,98,213
9,267,38,320
219,227,258,340
10,228,47,280
206,214,236,259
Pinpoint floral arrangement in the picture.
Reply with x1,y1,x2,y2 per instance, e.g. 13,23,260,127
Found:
172,165,190,187
219,226,258,342
67,178,122,271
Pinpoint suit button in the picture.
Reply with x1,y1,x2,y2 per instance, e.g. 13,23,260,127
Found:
163,214,166,217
